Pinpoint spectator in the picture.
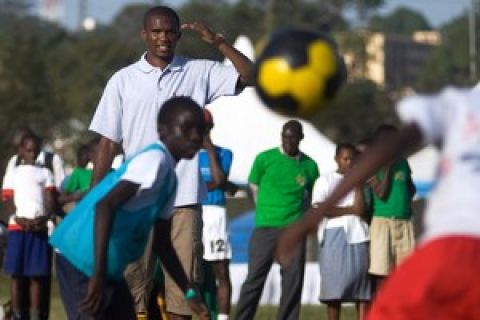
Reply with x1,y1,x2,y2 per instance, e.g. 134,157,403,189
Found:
235,120,319,320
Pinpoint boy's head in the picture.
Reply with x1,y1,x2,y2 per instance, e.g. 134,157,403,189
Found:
157,97,206,161
19,132,42,164
335,143,357,174
76,144,91,168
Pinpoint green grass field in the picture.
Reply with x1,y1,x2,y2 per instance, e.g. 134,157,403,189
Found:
1,273,357,319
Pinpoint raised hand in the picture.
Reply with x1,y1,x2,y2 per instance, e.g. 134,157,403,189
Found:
181,22,222,45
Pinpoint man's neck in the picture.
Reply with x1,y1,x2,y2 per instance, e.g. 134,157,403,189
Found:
145,52,172,70
279,146,301,160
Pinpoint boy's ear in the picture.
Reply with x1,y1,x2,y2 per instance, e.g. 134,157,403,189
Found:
140,29,147,41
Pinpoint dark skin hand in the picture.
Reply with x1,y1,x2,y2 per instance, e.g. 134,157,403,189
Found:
154,219,210,320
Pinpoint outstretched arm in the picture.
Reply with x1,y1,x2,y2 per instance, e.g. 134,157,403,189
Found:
276,123,423,265
91,137,118,187
181,22,255,87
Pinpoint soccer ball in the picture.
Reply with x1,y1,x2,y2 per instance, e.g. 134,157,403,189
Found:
255,29,346,117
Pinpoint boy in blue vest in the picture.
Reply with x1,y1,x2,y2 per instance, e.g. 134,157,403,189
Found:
50,97,209,320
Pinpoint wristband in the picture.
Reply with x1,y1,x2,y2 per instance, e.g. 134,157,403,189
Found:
184,288,198,301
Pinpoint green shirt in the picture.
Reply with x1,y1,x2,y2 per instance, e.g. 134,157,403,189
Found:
63,167,93,194
249,148,319,227
372,158,414,219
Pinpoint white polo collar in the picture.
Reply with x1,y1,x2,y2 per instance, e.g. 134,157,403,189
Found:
136,53,184,74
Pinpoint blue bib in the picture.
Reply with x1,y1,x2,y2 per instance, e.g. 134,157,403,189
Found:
49,144,176,281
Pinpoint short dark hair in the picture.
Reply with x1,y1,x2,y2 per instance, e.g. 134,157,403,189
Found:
20,132,42,148
143,6,180,29
157,96,203,127
282,120,303,134
335,143,357,156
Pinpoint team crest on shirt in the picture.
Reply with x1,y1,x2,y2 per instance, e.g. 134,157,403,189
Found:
394,172,406,181
296,174,306,186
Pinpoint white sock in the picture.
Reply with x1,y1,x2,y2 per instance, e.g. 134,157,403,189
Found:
218,314,229,320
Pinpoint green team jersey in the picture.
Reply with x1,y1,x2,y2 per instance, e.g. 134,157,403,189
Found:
372,158,414,219
63,167,93,194
249,148,319,227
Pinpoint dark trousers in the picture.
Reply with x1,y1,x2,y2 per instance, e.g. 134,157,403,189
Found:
234,228,306,320
55,254,135,320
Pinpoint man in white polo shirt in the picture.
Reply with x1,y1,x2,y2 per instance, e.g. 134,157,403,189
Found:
89,5,254,320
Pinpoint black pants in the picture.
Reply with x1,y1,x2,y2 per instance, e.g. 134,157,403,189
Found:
55,254,135,320
235,228,306,320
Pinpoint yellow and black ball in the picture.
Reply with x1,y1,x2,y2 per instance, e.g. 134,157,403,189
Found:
255,29,346,117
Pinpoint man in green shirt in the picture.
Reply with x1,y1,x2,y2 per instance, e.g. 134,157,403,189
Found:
367,125,416,291
235,120,319,320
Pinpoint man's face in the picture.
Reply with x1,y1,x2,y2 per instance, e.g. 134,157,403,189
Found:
164,110,206,161
141,14,181,61
281,126,303,157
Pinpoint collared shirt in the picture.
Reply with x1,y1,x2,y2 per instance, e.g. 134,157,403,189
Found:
89,54,240,206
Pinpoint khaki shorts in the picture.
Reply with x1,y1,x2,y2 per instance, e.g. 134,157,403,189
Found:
162,206,203,316
369,217,415,276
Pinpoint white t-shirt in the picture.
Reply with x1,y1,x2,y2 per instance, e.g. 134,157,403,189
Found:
2,164,55,222
6,151,66,189
119,142,176,220
397,87,480,241
312,171,369,244
89,54,240,207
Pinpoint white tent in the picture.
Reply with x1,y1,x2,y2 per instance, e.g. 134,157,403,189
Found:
206,36,337,185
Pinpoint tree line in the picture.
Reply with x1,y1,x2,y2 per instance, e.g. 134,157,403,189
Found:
0,0,478,173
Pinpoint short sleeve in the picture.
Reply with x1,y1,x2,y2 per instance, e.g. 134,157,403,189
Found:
63,169,80,193
89,73,123,143
220,149,233,176
52,154,66,189
2,168,14,201
248,153,264,185
311,176,329,204
120,150,165,192
206,62,240,103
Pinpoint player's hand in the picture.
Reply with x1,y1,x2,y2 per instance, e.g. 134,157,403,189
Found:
186,294,210,320
276,207,325,266
181,22,220,45
79,274,105,316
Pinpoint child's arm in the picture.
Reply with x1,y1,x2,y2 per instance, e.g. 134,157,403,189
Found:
153,220,210,319
79,180,139,316
276,123,423,266
203,136,227,191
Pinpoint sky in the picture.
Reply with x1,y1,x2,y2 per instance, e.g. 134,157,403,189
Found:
45,0,473,31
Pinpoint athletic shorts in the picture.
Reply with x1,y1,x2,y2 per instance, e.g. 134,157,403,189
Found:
202,205,232,261
369,217,415,276
4,230,52,276
368,236,480,320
